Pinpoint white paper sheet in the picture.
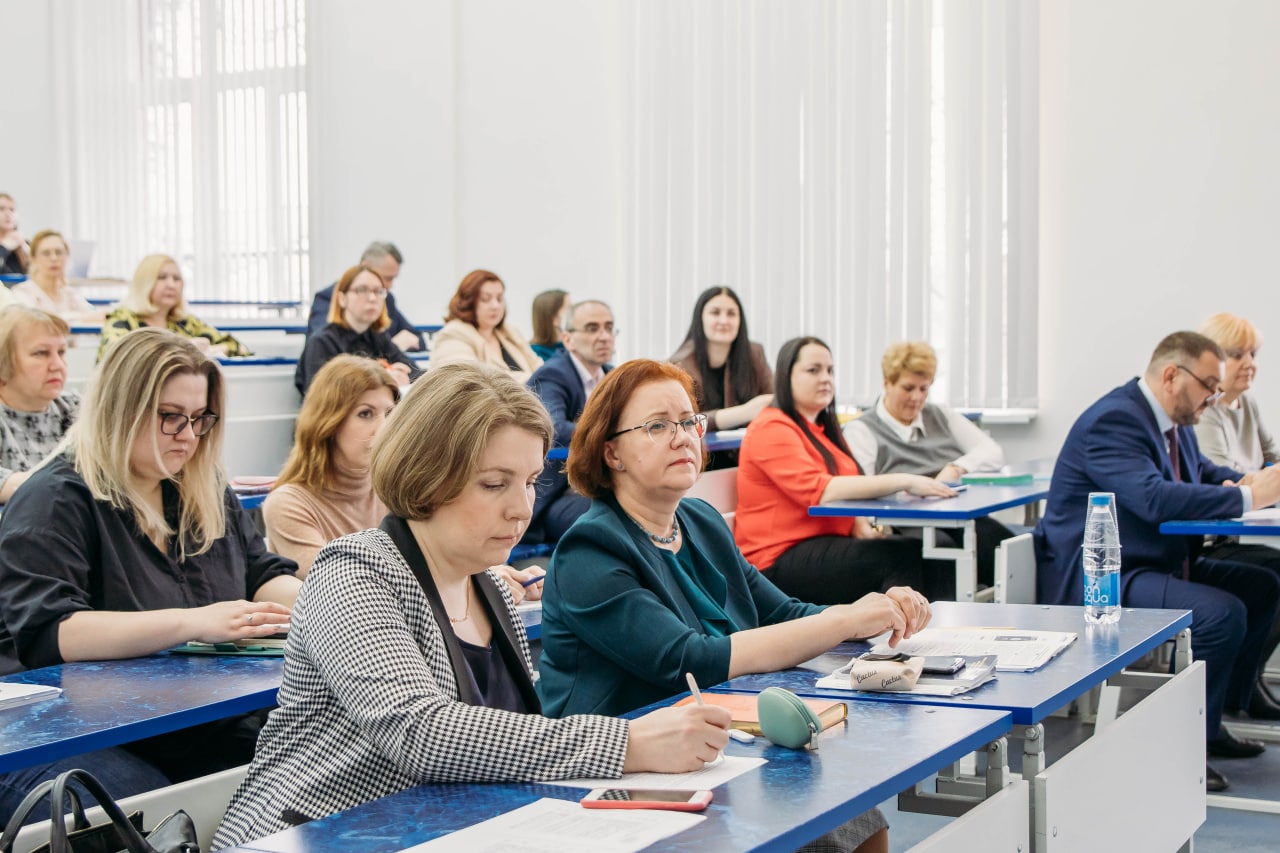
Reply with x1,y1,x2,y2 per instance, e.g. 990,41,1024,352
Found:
401,797,704,853
549,754,766,791
868,627,1077,672
1240,507,1280,521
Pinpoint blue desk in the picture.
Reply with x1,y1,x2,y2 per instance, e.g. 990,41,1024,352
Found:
220,701,1011,853
545,430,744,462
810,483,1050,602
0,654,283,773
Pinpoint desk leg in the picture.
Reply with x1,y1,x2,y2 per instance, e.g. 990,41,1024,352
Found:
1174,628,1192,673
922,522,978,602
1016,724,1045,780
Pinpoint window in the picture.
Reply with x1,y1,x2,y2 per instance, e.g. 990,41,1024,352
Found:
59,0,309,306
621,0,1039,411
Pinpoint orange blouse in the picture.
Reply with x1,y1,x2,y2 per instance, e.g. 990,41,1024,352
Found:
734,407,862,570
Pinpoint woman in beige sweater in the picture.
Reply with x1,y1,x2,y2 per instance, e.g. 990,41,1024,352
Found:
265,355,400,577
430,269,541,383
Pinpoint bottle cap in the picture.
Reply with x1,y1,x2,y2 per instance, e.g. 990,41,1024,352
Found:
1089,494,1113,506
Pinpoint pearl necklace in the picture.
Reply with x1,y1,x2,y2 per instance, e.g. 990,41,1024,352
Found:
629,513,681,545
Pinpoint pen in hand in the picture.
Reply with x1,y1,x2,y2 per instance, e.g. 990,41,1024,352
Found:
520,573,545,588
685,671,704,705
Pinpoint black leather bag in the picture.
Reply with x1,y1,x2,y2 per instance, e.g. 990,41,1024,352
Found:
0,768,199,853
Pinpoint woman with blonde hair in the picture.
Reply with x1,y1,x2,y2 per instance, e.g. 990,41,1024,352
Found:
214,363,728,846
97,254,252,362
296,264,420,394
9,230,96,320
431,269,541,383
0,327,300,819
0,306,79,501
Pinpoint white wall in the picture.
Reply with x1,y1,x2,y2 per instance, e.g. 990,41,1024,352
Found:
997,0,1280,462
307,0,622,335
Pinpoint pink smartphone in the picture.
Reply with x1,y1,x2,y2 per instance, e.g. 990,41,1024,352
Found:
580,788,713,811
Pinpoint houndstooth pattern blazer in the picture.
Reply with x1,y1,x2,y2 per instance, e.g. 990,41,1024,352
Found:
213,526,628,848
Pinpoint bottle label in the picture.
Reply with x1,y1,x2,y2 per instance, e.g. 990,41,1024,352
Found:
1084,571,1120,608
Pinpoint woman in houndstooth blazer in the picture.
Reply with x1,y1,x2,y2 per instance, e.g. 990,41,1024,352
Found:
214,363,730,848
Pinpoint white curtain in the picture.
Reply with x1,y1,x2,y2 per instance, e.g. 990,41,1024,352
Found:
621,0,1038,411
55,0,309,305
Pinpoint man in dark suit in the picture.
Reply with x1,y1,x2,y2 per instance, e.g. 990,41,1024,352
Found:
522,300,617,544
1036,331,1280,792
307,242,425,351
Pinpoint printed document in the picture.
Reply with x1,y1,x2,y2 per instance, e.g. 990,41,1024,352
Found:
866,627,1076,672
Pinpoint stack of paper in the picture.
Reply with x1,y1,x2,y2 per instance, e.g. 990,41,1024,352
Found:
865,627,1077,672
0,682,62,710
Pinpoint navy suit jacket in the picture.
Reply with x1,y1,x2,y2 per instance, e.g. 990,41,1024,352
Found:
306,284,425,350
526,351,612,531
1035,378,1246,606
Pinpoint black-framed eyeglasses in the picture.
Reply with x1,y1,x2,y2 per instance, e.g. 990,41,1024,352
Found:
1175,364,1221,401
608,414,708,443
158,411,220,436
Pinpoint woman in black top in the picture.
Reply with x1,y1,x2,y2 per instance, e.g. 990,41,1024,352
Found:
296,264,422,394
0,328,301,821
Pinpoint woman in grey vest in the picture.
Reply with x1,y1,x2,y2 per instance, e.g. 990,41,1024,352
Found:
844,341,1011,594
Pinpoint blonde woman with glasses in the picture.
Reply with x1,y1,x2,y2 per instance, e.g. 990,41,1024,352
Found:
0,328,301,820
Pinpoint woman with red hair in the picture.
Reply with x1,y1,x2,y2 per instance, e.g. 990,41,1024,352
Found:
430,269,541,383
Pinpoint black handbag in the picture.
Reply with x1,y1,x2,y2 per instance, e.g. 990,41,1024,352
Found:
0,768,199,853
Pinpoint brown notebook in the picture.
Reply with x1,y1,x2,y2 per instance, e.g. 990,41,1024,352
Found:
673,692,848,735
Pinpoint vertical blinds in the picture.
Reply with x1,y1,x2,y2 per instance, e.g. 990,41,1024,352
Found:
60,0,309,305
621,0,1039,410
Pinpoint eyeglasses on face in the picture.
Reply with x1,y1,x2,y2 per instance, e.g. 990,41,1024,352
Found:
566,322,619,337
608,414,708,443
158,411,220,436
1175,364,1221,401
348,286,387,299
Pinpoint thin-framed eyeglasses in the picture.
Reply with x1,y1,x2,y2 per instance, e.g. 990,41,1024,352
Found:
608,414,708,443
348,286,388,299
1175,364,1221,401
565,322,619,337
158,411,220,436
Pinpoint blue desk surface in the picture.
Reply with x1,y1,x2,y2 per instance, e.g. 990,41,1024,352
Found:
545,430,744,462
0,654,283,773
222,700,1010,853
809,482,1050,522
1161,516,1280,536
714,602,1191,726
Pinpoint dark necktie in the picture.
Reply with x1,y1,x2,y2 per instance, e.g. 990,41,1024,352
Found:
1165,427,1191,579
1166,427,1182,482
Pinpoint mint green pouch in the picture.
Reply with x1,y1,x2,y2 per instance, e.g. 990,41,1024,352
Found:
756,686,824,749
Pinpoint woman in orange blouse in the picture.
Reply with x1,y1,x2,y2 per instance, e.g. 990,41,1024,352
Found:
735,336,954,604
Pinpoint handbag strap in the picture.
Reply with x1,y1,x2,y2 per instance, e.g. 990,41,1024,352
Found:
48,769,157,853
0,781,89,853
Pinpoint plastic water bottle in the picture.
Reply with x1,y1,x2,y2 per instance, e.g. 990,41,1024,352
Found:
1083,492,1122,624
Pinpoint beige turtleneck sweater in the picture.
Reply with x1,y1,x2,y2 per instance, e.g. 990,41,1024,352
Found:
263,465,387,577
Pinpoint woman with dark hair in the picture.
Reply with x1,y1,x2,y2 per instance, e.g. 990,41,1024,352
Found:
669,286,774,431
734,336,954,605
431,269,541,383
295,264,421,395
529,288,569,361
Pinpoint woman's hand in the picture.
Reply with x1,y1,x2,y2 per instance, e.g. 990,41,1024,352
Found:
492,564,546,603
188,600,292,644
387,363,413,385
936,464,966,484
623,704,731,773
883,586,931,638
851,518,888,540
899,475,957,498
836,593,910,646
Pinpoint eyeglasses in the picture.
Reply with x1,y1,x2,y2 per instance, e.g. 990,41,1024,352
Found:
348,286,387,299
609,414,708,443
566,322,619,337
158,411,220,436
1175,364,1221,401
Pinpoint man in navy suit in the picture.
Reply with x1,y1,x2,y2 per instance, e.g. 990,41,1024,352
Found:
522,300,617,544
1036,331,1280,792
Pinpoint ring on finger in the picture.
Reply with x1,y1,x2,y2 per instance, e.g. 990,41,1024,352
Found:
246,613,255,625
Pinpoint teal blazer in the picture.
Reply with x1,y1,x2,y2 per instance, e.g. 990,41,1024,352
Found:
538,495,822,717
